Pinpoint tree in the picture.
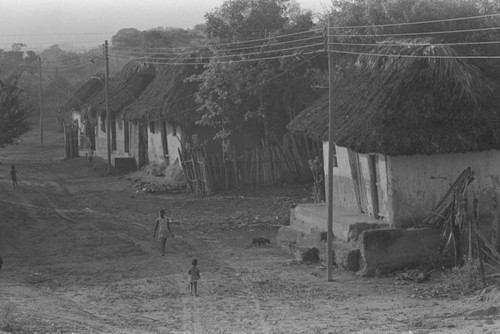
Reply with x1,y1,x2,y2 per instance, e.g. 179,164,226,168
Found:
0,79,31,147
194,0,322,152
326,0,500,79
111,28,144,48
11,43,26,52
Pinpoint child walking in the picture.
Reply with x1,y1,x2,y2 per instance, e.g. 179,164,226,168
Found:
11,165,18,189
188,259,201,296
87,146,94,167
153,209,174,256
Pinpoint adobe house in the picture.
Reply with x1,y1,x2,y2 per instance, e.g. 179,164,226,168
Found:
62,75,105,150
89,61,156,169
122,54,212,168
284,40,500,274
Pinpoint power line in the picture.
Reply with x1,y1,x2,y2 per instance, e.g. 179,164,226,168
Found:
112,33,324,55
0,32,114,37
111,28,324,52
138,53,321,124
109,42,323,63
122,60,271,118
329,13,500,30
326,48,500,59
327,40,500,48
328,25,500,38
112,48,324,66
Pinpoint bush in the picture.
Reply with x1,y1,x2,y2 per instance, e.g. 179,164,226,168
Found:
439,259,484,296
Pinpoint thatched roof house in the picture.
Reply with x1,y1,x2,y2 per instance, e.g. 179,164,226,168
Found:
61,75,104,112
89,61,156,118
287,39,500,228
288,39,499,156
121,53,206,125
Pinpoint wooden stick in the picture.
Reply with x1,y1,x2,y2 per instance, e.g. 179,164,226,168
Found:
492,193,498,248
473,198,487,287
423,168,472,225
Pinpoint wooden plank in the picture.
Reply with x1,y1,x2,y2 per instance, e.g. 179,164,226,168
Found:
492,193,498,248
348,149,363,213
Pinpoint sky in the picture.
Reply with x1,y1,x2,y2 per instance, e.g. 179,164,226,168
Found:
0,0,331,51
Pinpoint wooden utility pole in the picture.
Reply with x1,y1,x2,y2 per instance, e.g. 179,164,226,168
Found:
38,56,44,146
326,23,335,282
104,40,112,173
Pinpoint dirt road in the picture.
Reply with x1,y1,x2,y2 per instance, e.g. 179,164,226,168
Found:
1,128,500,334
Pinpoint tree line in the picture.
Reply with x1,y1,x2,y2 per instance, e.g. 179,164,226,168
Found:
2,0,499,149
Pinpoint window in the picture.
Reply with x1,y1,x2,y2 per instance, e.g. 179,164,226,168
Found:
100,115,106,133
150,121,155,133
111,119,117,150
172,123,177,136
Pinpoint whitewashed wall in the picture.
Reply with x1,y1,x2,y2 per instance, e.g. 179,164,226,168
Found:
322,142,362,213
148,121,165,163
388,150,500,227
165,122,183,165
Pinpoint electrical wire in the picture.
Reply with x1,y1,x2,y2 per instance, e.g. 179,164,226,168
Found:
112,28,324,52
326,48,500,59
138,53,321,124
328,25,500,38
111,33,324,55
109,42,323,63
121,60,271,118
112,48,324,66
327,40,500,48
329,13,500,30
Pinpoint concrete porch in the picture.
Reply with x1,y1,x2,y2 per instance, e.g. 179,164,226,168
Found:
278,203,446,275
289,203,385,242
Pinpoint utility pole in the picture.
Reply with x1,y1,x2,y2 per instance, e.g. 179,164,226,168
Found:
55,67,62,132
38,56,44,147
326,23,335,282
55,67,60,109
104,40,111,173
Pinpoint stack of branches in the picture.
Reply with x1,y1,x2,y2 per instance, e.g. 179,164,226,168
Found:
423,167,500,284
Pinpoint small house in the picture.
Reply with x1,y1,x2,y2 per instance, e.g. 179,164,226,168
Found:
288,40,500,229
283,40,500,273
62,75,105,150
121,54,212,168
88,61,156,168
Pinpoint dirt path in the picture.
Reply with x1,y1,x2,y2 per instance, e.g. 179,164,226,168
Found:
1,128,500,334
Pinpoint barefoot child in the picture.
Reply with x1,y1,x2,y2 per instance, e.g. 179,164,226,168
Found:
153,209,174,256
11,165,18,189
188,259,201,296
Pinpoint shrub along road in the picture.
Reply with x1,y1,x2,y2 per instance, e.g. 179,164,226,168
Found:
0,128,499,334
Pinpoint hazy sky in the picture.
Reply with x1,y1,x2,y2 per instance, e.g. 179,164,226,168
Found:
0,0,331,50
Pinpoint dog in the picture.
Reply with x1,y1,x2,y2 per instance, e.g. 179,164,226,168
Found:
251,237,270,247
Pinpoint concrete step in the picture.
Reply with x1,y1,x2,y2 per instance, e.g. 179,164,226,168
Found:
277,225,361,271
290,203,387,242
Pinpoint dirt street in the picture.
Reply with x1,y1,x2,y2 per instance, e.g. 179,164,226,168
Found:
1,128,500,334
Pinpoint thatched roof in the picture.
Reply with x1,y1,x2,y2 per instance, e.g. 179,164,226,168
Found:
89,61,156,118
288,39,500,156
121,53,206,124
61,76,104,112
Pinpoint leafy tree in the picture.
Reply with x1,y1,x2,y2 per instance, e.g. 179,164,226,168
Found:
11,43,26,52
194,0,322,152
0,79,31,147
111,28,144,48
111,27,208,50
326,0,500,78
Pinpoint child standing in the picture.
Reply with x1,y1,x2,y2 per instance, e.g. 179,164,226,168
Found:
188,259,201,296
88,146,94,167
153,209,174,256
10,165,18,189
